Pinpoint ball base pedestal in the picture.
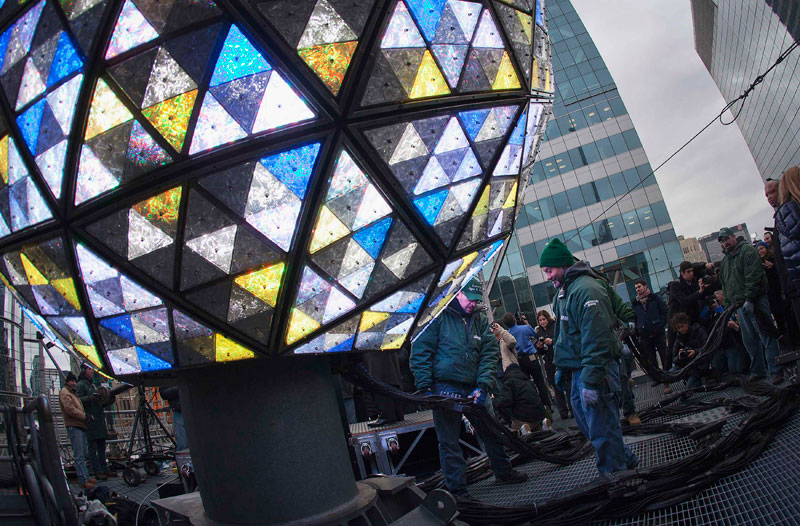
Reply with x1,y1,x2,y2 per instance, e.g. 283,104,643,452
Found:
175,357,358,524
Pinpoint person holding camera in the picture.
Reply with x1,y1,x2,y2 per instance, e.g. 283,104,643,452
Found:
502,311,553,418
670,313,708,388
59,372,94,490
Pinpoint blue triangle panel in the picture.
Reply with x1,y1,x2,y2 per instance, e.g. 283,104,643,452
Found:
209,24,271,87
137,346,173,371
99,314,135,344
329,337,355,353
405,0,446,42
353,216,392,259
458,109,490,141
509,110,527,145
0,29,11,71
17,99,46,154
47,33,83,87
536,0,543,25
413,188,448,225
398,295,425,313
259,142,321,200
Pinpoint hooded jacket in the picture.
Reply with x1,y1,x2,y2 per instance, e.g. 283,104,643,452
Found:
552,261,632,389
719,238,767,305
410,303,499,392
494,364,546,424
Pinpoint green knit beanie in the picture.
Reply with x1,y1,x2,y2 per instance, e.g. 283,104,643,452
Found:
538,238,575,268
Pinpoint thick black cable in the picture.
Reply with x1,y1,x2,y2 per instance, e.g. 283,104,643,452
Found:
563,39,800,247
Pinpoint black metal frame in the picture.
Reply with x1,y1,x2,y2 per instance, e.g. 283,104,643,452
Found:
122,383,176,478
0,0,554,374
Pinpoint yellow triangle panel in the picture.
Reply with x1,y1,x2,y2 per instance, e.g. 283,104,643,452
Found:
85,79,133,140
286,308,321,345
20,254,49,285
359,311,390,332
503,182,518,209
473,186,490,217
298,42,358,96
517,11,533,43
76,344,104,369
132,186,183,236
215,333,256,362
409,50,451,99
234,262,285,307
142,90,198,151
52,278,82,310
309,206,351,253
381,334,406,350
493,52,521,90
0,135,8,184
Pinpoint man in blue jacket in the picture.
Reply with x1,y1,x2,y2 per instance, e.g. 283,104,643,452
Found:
540,239,638,475
411,279,528,498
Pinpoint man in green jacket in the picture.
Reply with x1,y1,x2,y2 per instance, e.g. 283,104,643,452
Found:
718,227,783,383
411,279,527,498
77,364,117,480
540,239,638,475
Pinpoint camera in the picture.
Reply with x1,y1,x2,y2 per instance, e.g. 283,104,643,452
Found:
538,336,545,342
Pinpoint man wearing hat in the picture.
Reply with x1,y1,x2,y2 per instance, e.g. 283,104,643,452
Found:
59,371,94,489
718,227,783,383
411,278,528,498
539,239,638,475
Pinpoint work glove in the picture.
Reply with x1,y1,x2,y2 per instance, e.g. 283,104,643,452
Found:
626,321,636,331
554,369,568,392
470,388,487,405
581,388,599,408
743,301,755,314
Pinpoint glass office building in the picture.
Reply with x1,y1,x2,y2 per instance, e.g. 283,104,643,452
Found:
489,0,683,317
691,0,800,180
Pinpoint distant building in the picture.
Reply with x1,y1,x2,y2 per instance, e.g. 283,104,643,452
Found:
678,235,708,264
698,223,751,262
691,0,800,180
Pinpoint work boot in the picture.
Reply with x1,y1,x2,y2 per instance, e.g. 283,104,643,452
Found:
663,385,673,394
81,481,95,490
104,470,118,478
772,374,784,385
495,469,528,484
626,414,641,426
86,477,97,484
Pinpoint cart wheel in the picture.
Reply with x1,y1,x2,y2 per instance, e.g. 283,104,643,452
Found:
123,467,142,486
144,461,161,476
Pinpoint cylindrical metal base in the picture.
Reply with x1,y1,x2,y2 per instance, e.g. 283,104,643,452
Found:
179,357,357,524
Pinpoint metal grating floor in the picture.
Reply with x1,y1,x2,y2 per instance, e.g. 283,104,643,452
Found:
467,382,800,525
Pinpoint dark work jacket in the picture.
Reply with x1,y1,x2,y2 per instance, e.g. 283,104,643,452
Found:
672,324,709,375
776,200,800,293
76,373,106,441
667,278,703,324
363,350,403,388
632,293,667,334
494,364,546,424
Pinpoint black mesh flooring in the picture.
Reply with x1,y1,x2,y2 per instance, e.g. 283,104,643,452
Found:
467,383,800,525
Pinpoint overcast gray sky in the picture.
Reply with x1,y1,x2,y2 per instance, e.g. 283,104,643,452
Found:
570,0,776,240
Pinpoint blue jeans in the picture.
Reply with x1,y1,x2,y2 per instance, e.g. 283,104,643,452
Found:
88,438,108,474
570,363,638,474
711,344,747,375
737,296,781,377
67,427,90,484
431,381,512,495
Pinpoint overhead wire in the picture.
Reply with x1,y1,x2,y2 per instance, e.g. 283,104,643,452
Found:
562,39,800,248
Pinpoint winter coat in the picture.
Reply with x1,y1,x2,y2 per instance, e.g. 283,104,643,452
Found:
672,323,709,376
632,292,667,334
552,261,622,389
507,323,537,355
776,200,800,292
493,364,546,424
771,215,796,298
495,326,519,372
667,278,703,324
411,304,500,393
534,323,555,364
159,386,182,412
77,373,107,440
719,239,767,305
59,385,86,429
